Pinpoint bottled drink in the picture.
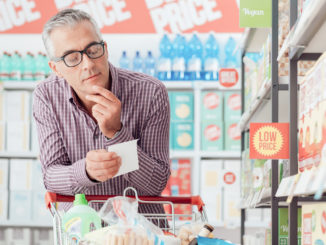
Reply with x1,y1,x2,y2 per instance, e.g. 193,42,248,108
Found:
132,51,143,73
62,194,101,243
11,51,23,80
189,224,214,245
0,52,12,81
157,34,172,81
172,34,186,81
224,37,236,67
204,33,220,81
34,52,46,80
187,33,203,80
22,52,35,81
144,51,156,77
119,51,130,70
43,53,52,78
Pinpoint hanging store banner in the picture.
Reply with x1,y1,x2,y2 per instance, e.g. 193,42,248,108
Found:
239,0,271,27
0,0,243,34
249,123,289,159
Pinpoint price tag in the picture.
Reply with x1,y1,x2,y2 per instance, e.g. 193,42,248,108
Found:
219,68,239,88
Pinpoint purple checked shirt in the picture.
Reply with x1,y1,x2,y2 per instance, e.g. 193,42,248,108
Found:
33,62,170,217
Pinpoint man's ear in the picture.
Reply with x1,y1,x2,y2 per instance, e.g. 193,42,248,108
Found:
48,60,63,78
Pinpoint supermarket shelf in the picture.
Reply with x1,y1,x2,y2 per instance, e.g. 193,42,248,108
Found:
1,81,38,90
170,151,241,159
279,0,326,60
163,81,240,91
170,150,196,159
1,80,240,91
238,77,289,132
0,220,52,228
0,152,39,159
200,151,241,159
241,28,270,53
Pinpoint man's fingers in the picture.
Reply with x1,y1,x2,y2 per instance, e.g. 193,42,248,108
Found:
91,85,118,103
87,157,121,171
92,103,110,116
86,94,112,107
87,150,117,161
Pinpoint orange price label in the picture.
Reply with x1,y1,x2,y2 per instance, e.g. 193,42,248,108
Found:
250,123,289,159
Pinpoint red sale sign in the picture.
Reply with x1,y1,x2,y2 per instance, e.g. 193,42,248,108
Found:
0,0,243,33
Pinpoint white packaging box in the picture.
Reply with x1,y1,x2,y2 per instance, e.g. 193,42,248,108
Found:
10,159,33,190
0,93,4,122
0,228,7,245
9,191,32,221
0,159,8,190
33,160,45,191
222,160,241,191
33,229,53,245
32,191,52,225
5,91,31,121
200,160,223,225
6,121,30,152
6,228,31,245
0,191,8,221
31,119,39,153
0,122,5,152
222,161,241,227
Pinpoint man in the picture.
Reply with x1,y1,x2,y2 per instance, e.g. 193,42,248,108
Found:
33,8,170,220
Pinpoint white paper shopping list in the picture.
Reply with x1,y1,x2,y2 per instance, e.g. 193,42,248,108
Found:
108,139,139,177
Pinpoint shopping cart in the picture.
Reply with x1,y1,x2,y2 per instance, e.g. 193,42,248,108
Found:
45,187,208,245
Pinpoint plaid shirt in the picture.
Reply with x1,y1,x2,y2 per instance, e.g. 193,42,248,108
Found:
33,62,170,218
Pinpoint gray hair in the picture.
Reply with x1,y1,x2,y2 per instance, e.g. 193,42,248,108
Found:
42,8,102,59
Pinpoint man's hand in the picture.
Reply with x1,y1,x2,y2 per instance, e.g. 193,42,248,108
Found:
86,149,122,182
86,85,122,138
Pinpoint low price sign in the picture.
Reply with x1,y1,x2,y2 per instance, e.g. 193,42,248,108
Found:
250,123,289,159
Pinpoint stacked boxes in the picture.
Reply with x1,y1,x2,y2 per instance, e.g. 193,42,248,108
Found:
9,159,33,221
0,160,8,222
224,91,241,151
0,93,4,152
5,91,31,152
200,160,242,226
200,160,222,225
170,92,194,150
162,159,192,220
201,91,224,151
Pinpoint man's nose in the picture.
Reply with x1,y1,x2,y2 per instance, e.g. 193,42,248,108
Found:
81,53,95,70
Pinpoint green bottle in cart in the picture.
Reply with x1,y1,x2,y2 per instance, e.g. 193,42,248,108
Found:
62,194,102,243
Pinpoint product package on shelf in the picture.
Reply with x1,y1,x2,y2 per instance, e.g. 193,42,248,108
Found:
279,208,302,245
301,203,326,244
200,160,223,226
162,159,192,220
298,52,326,173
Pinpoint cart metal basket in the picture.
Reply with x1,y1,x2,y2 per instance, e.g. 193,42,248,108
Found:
45,187,208,245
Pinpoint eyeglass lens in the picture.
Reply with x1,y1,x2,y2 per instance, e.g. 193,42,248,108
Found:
64,42,104,67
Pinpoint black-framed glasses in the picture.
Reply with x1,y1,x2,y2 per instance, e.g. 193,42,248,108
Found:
53,41,105,67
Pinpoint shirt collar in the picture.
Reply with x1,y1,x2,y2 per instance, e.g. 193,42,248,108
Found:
67,61,121,106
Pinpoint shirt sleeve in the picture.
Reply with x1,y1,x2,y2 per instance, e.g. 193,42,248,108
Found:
32,87,98,195
104,83,171,196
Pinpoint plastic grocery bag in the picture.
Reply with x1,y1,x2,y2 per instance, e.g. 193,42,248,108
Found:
98,196,163,236
82,196,165,245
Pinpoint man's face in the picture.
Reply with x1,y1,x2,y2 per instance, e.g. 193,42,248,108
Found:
48,21,109,99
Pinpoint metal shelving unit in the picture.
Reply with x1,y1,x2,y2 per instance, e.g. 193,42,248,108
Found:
240,1,280,244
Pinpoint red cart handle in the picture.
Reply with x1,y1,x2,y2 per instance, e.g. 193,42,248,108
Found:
45,192,205,212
